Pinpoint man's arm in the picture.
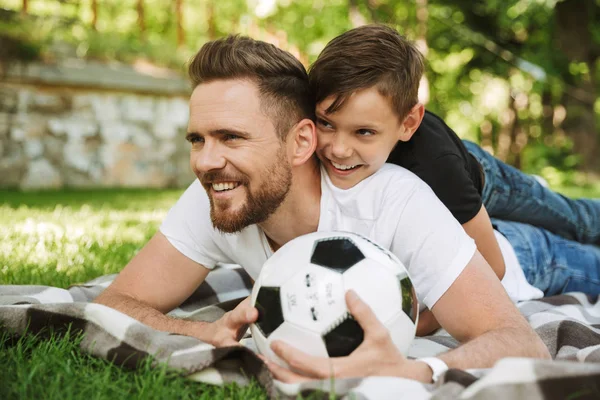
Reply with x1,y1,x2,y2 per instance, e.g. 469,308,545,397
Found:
417,205,506,336
430,251,548,364
267,251,549,383
94,232,257,346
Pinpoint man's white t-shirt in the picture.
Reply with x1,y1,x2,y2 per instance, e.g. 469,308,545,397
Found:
161,164,478,310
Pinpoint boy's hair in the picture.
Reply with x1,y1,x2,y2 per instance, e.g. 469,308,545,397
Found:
188,35,315,140
309,24,424,121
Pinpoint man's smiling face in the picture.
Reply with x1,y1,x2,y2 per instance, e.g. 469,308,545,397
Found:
187,79,292,233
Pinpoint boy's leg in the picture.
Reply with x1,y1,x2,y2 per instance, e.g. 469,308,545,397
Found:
492,219,600,296
464,140,600,245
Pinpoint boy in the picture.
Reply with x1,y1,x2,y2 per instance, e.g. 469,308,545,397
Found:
308,24,600,332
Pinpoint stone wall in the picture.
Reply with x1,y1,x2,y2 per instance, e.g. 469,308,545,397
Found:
0,60,194,189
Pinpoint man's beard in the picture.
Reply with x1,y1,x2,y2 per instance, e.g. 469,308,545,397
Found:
207,148,292,233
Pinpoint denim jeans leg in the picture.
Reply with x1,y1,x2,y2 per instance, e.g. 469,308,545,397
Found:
463,140,600,245
492,219,600,296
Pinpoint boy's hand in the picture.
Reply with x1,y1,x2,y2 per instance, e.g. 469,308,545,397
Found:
416,308,441,336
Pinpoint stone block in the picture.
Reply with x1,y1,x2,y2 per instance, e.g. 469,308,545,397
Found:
0,112,12,137
89,93,120,121
63,137,101,174
0,86,18,112
20,158,63,190
121,95,155,123
44,135,67,166
24,139,44,159
48,116,97,139
29,92,72,113
0,144,27,187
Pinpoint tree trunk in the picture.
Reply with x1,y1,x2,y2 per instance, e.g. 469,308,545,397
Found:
554,0,598,172
415,0,429,105
91,0,98,30
348,0,367,27
137,0,146,41
175,0,185,49
496,94,516,163
22,0,27,15
206,0,216,40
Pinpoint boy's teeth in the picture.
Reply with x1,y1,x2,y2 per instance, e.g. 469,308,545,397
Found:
331,161,358,170
212,182,238,191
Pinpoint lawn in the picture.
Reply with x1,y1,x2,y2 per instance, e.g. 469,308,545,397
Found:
1,184,599,399
0,188,268,400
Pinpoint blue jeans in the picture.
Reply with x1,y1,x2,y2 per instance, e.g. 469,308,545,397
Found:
463,140,600,246
493,219,600,296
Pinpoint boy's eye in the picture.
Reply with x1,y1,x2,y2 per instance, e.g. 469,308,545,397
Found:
357,129,375,136
317,118,333,129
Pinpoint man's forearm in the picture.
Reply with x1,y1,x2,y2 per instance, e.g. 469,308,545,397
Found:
94,290,213,342
438,323,550,370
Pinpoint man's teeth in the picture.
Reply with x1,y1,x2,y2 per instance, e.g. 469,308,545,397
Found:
331,161,358,170
212,182,239,191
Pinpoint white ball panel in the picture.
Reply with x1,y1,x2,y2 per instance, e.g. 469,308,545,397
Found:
384,310,417,355
343,260,403,324
280,264,347,334
252,321,329,367
353,234,408,275
259,244,312,287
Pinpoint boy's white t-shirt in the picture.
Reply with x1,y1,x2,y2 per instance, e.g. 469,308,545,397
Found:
495,231,544,302
160,163,478,310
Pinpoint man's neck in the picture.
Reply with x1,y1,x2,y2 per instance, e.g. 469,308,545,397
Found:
260,158,321,252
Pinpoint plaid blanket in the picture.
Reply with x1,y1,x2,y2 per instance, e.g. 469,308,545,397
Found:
2,265,600,399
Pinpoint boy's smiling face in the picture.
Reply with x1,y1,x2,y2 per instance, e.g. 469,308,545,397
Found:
315,86,422,189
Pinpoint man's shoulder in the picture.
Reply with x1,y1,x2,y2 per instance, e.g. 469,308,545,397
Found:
355,164,435,213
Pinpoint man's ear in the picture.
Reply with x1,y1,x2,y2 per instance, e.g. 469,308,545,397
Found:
398,103,425,142
289,118,317,166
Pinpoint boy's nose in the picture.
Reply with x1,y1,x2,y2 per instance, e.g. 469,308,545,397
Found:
331,134,353,159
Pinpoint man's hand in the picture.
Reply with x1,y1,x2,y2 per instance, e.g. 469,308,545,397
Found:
262,290,432,383
205,297,258,347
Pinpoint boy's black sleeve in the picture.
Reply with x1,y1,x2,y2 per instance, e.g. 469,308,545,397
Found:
411,153,482,224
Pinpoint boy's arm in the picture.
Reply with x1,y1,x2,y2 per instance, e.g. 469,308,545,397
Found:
94,232,257,346
462,205,505,280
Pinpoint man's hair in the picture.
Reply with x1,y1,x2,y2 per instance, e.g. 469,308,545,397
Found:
309,24,424,121
188,35,315,140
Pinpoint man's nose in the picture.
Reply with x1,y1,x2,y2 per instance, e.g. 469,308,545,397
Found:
331,133,353,159
193,142,227,173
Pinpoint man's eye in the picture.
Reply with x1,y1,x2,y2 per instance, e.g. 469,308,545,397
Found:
223,134,240,141
190,137,204,144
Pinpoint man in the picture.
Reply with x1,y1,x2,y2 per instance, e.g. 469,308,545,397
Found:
95,35,549,384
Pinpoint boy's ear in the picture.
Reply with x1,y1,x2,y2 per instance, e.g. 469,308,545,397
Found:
398,103,425,142
290,118,317,166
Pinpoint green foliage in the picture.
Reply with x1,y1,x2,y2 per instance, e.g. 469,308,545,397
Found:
1,0,599,172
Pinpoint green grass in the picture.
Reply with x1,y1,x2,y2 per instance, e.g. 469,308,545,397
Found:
0,188,270,400
0,329,267,400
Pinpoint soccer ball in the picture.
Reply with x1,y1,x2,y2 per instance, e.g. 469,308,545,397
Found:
250,231,418,366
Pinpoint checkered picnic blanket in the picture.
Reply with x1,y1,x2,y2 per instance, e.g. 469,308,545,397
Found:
1,266,600,399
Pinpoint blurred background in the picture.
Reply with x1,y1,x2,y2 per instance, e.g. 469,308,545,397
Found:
1,0,599,194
